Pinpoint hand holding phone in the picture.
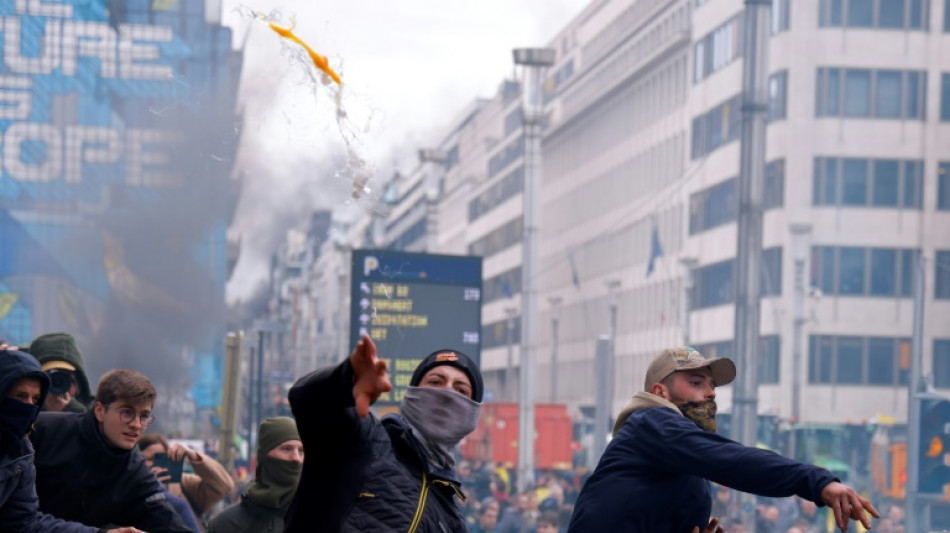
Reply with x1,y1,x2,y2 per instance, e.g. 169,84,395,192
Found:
152,452,184,483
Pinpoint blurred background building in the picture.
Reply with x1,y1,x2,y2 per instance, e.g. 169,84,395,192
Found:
0,0,243,435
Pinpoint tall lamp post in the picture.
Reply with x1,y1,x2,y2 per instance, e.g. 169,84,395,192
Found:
513,46,555,493
505,306,518,402
548,296,562,403
679,257,697,346
788,223,811,460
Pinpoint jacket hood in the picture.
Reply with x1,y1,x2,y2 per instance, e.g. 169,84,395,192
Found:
0,348,50,405
26,333,93,407
612,392,682,436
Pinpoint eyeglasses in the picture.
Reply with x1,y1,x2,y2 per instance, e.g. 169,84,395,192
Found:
114,406,154,427
47,369,76,396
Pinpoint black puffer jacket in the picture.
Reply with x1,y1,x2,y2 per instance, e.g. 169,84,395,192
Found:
30,410,192,533
285,359,468,533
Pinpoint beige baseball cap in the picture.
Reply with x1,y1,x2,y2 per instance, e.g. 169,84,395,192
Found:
643,346,736,391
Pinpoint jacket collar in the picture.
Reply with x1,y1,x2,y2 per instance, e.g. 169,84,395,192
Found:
612,391,683,436
79,409,134,465
381,414,461,485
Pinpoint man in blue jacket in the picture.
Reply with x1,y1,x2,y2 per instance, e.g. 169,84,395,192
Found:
566,346,879,533
0,348,141,533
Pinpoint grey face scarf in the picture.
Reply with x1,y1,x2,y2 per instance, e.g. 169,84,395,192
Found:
400,386,482,471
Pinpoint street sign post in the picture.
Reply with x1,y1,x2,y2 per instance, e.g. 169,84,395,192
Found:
349,250,482,405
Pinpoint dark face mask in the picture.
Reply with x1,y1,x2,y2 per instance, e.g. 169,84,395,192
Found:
675,400,717,433
0,396,41,440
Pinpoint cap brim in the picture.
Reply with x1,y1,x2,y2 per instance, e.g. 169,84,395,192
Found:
707,358,736,387
42,360,76,372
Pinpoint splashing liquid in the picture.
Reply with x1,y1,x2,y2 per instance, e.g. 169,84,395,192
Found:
252,11,374,199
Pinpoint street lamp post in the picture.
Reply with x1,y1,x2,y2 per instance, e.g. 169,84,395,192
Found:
549,297,562,403
505,307,517,402
679,257,698,346
513,46,555,493
789,223,811,460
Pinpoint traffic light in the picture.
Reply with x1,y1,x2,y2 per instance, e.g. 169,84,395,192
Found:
918,397,950,495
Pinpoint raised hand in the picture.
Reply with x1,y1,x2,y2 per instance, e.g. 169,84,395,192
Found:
350,335,392,417
820,481,879,532
166,442,199,463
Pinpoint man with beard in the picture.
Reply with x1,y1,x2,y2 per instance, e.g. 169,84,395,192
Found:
566,347,879,533
284,335,483,532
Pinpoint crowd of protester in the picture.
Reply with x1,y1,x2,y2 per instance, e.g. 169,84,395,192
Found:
1,332,887,532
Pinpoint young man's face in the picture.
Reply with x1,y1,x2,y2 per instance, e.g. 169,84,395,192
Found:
94,400,154,450
418,365,473,399
537,521,558,533
266,439,304,463
660,367,717,404
7,377,42,405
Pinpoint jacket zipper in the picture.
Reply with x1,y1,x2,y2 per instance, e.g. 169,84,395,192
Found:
407,471,430,533
432,479,466,503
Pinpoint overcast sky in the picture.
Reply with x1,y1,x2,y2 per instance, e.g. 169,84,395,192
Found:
221,0,591,303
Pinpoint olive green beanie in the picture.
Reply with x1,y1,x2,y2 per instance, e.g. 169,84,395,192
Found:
258,417,300,457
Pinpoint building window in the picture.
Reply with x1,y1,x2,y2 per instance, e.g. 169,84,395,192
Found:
939,163,950,210
444,145,460,171
817,68,926,120
487,137,525,179
483,267,522,304
691,94,741,159
813,157,924,209
469,166,524,222
689,160,784,235
468,218,522,258
811,246,918,297
387,219,427,251
768,71,788,121
809,335,911,386
845,70,872,117
937,250,950,299
946,0,950,30
482,316,520,350
772,0,791,33
819,0,928,29
936,340,950,388
504,108,523,136
692,335,781,384
942,73,950,121
691,248,782,309
694,15,743,83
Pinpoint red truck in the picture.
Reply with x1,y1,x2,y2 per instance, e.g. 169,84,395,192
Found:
459,403,573,470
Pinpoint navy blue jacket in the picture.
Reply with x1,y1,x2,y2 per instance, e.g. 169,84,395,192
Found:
0,349,98,533
30,410,192,533
567,399,836,532
285,359,469,533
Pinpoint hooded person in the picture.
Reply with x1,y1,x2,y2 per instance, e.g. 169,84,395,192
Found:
26,333,94,413
206,417,303,533
284,335,483,533
0,349,143,533
566,346,878,533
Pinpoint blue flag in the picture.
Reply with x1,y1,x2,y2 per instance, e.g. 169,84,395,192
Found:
646,225,663,277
